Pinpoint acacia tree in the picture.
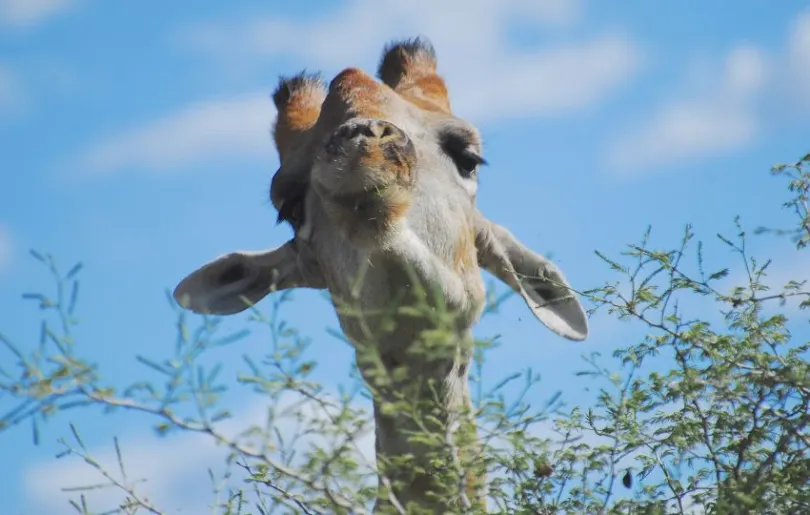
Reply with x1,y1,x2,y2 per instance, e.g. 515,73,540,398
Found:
2,152,809,514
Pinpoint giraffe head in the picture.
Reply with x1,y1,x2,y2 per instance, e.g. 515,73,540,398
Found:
173,35,588,512
174,37,588,343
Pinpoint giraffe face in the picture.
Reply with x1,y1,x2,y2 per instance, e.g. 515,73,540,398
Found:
270,56,486,287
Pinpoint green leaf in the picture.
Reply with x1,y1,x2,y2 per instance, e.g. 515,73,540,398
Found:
708,268,729,281
212,328,250,347
211,410,231,423
69,423,85,450
68,281,80,315
136,355,172,376
32,418,40,446
65,262,84,280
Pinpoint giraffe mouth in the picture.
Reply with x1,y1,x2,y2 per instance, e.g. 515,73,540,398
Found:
326,185,395,215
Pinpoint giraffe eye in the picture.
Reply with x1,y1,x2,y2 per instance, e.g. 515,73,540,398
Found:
450,148,486,178
440,131,486,179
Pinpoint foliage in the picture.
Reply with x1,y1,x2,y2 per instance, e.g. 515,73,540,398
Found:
2,152,810,514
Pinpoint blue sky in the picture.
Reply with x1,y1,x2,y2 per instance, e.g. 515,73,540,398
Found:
2,0,810,512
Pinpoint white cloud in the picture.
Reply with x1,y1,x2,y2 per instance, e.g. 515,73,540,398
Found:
786,9,810,109
608,8,810,174
177,0,583,64
83,0,636,175
449,33,639,122
74,93,276,175
608,101,757,173
608,45,766,173
26,431,225,514
0,0,75,27
176,0,636,125
724,45,769,98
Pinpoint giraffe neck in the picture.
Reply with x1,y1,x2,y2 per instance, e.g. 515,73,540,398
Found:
358,333,487,513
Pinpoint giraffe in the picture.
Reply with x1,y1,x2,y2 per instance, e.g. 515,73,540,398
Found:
173,37,588,513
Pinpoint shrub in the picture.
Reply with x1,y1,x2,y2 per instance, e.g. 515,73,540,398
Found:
2,152,809,514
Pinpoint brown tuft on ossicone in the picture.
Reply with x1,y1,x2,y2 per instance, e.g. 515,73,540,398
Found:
377,37,451,114
272,71,327,162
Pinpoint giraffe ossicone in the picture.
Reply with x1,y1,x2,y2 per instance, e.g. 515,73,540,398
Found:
174,36,588,512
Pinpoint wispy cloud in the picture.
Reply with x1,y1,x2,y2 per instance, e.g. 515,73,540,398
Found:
74,93,275,176
607,45,766,173
26,431,226,514
0,0,76,28
177,0,583,65
449,33,638,122
177,0,637,123
22,435,239,513
785,9,810,111
608,8,810,175
77,0,638,176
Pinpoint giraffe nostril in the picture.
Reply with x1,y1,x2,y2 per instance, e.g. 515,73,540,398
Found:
359,124,377,138
331,120,408,148
380,124,394,138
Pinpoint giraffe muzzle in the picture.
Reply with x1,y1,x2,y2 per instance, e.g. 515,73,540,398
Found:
325,118,417,187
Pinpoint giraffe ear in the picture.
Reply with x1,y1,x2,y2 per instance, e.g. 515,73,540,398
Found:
474,213,588,341
173,240,325,315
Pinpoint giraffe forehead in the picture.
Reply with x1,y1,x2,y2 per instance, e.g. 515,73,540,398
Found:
325,67,388,119
324,67,432,124
316,66,480,157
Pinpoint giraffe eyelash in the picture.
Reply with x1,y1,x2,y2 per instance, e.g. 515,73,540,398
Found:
450,148,486,178
439,131,486,178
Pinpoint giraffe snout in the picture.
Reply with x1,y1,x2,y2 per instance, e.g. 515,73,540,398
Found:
325,119,416,183
312,118,417,236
